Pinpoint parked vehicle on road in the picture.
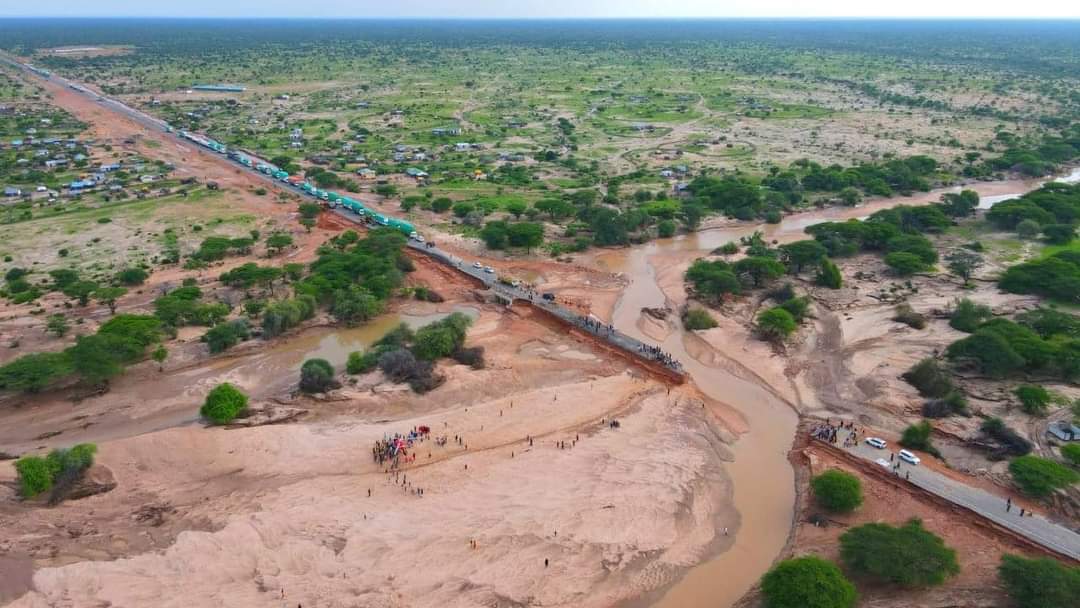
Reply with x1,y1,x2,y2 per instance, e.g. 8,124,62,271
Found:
899,449,921,465
865,437,887,449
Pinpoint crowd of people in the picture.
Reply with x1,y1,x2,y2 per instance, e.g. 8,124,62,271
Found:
810,419,859,445
372,426,432,468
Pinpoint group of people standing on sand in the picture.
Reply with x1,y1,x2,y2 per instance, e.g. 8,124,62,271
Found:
372,426,431,468
637,342,680,369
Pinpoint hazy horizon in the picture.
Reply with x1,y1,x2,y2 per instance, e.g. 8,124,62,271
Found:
2,0,1079,19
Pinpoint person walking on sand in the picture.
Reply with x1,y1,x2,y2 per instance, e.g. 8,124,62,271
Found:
544,558,549,568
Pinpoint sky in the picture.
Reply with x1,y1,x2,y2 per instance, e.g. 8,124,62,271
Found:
2,0,1079,19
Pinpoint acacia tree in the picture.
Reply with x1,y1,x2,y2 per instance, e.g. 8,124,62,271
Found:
945,249,984,285
840,518,959,587
761,556,856,608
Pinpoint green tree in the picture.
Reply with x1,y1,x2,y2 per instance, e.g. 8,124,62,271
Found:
202,320,250,354
838,187,862,206
347,350,379,374
1016,219,1041,239
67,334,130,385
757,307,798,341
63,280,100,306
431,197,453,213
93,286,127,314
998,554,1080,608
505,200,528,219
299,358,338,393
1043,223,1076,245
734,256,786,287
685,259,741,301
1009,455,1080,497
46,313,69,337
761,556,856,608
506,222,544,251
266,232,294,255
816,258,843,289
682,308,717,330
779,240,828,274
331,285,383,326
200,382,248,424
657,219,677,238
840,518,960,587
811,469,863,513
1014,384,1052,416
480,221,509,249
945,250,984,284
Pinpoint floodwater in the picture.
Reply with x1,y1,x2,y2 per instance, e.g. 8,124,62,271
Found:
595,167,1079,608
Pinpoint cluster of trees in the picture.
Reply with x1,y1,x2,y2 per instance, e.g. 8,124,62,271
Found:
346,313,481,393
987,183,1080,244
3,265,145,308
0,314,164,393
261,295,317,338
188,235,256,265
154,284,229,327
294,229,409,327
999,249,1080,302
806,205,947,275
902,358,969,418
757,289,812,342
14,443,97,503
946,316,1080,380
760,517,964,608
480,220,544,251
1009,455,1079,497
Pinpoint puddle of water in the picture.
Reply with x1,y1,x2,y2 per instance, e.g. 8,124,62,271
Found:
262,305,479,372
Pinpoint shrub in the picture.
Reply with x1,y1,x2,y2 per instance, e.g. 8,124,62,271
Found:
998,554,1080,608
816,258,843,289
892,304,926,329
981,418,1033,458
299,358,339,393
1014,384,1052,416
945,329,1026,378
200,383,248,424
1009,455,1079,497
760,556,857,608
757,307,798,341
884,251,929,275
779,296,811,322
950,298,993,332
657,219,676,238
900,420,939,457
115,267,149,286
202,319,250,354
379,348,420,382
0,352,74,393
347,350,379,374
1016,219,1041,239
921,392,969,418
14,456,54,498
375,323,415,349
811,469,863,513
682,308,718,330
902,358,954,398
1062,443,1080,467
451,346,486,369
839,518,960,587
1042,223,1076,245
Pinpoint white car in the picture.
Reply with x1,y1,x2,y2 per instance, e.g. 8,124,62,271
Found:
898,449,921,465
875,458,891,470
472,262,483,269
483,266,495,274
865,437,887,450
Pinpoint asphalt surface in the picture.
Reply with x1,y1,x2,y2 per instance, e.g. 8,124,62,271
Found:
833,428,1080,560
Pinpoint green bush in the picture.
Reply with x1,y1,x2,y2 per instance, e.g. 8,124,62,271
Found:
299,358,338,393
884,251,929,275
902,358,954,398
900,420,939,457
1009,455,1080,497
757,307,798,341
950,298,993,332
200,383,249,424
839,518,960,587
0,351,74,393
14,456,55,498
682,308,717,330
811,469,863,513
816,258,843,289
115,267,149,286
761,556,857,608
685,259,741,301
998,554,1080,608
1014,384,1051,416
1062,443,1080,467
347,350,379,375
202,319,250,354
892,304,926,329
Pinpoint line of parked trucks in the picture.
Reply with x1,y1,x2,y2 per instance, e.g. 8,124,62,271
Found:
174,128,421,240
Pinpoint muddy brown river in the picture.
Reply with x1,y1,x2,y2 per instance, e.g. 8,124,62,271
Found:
597,167,1079,607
